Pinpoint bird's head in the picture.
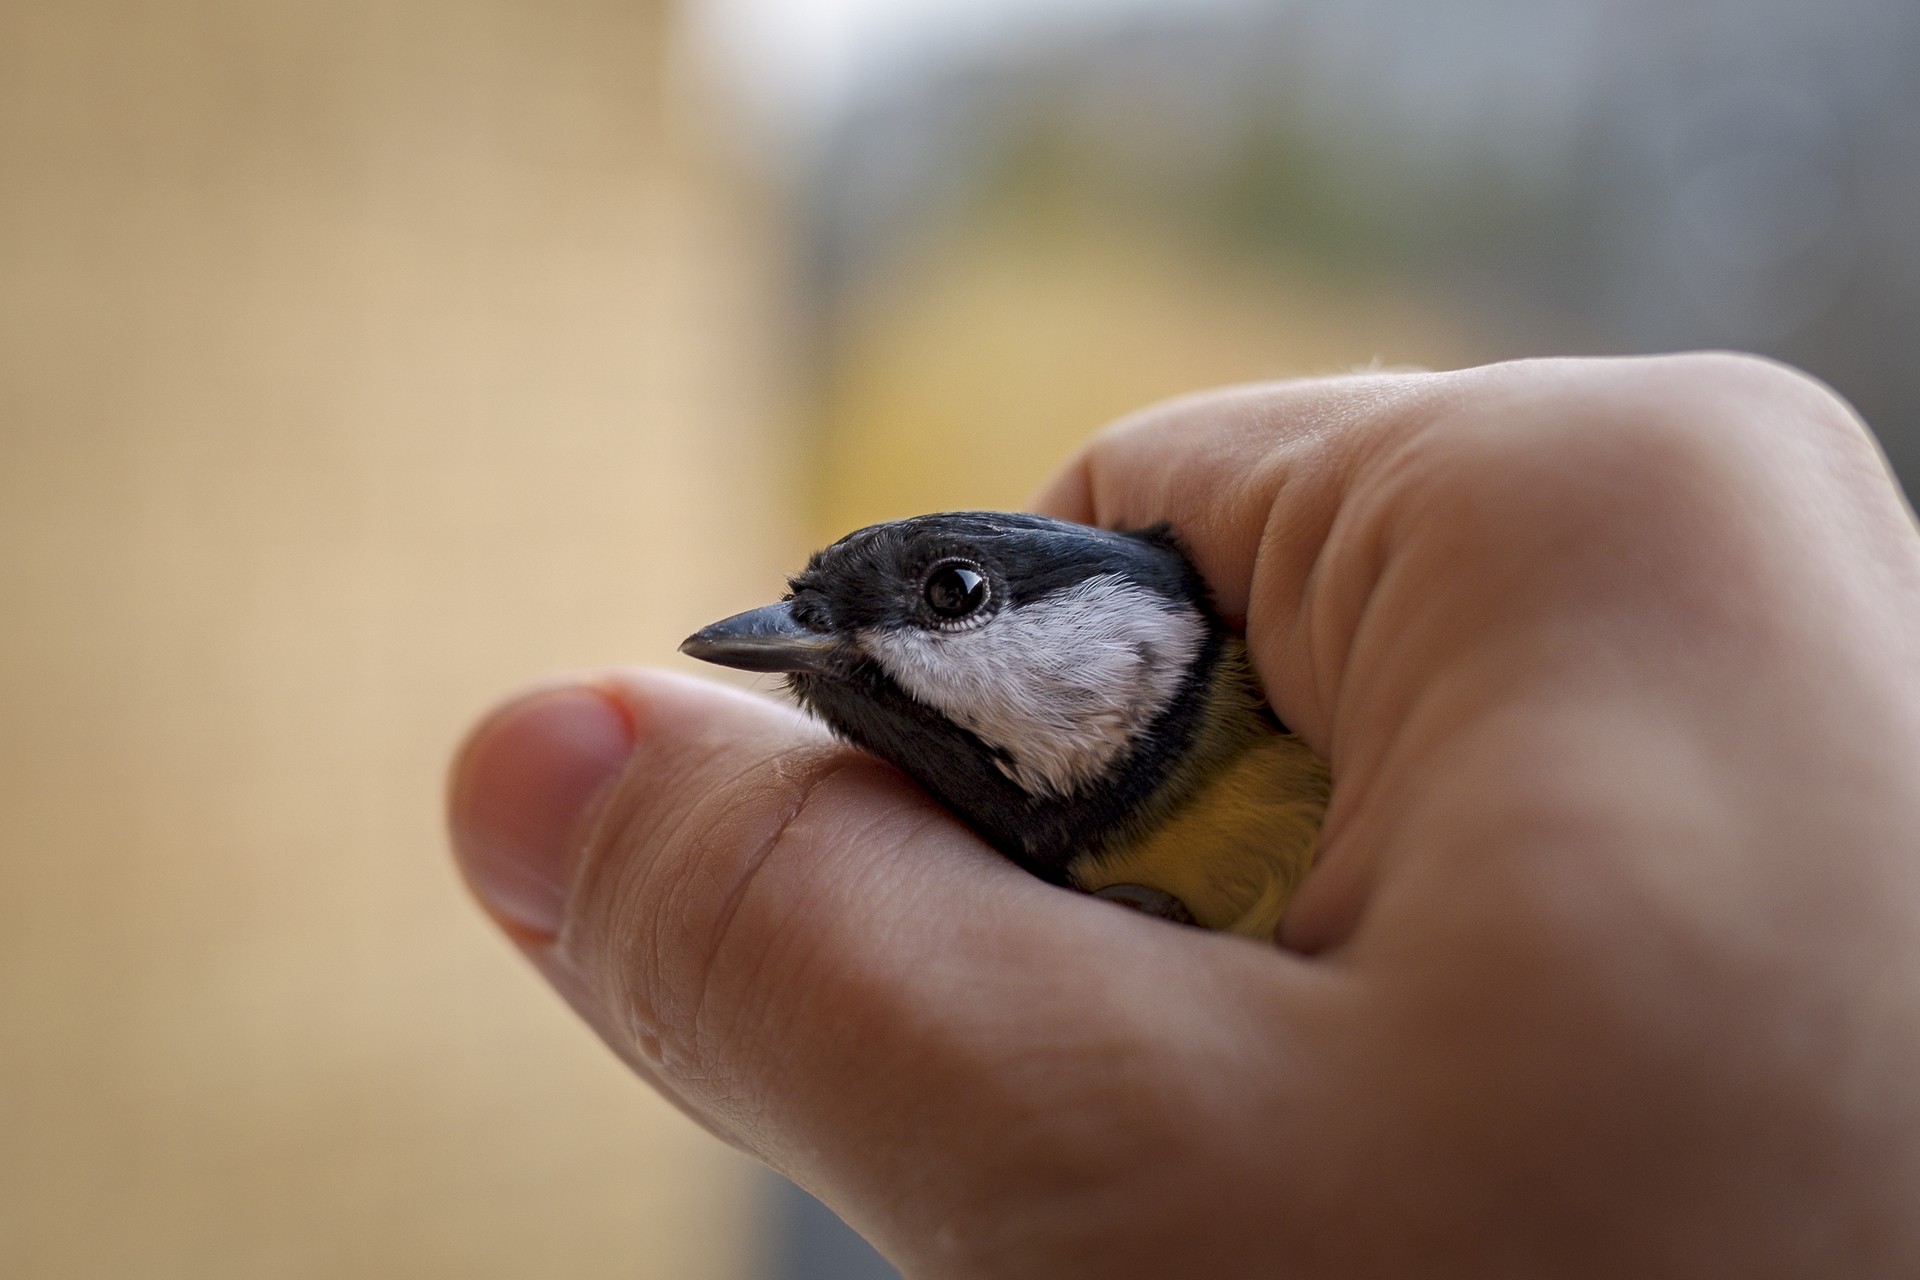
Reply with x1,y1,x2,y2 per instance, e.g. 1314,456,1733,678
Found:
680,512,1226,878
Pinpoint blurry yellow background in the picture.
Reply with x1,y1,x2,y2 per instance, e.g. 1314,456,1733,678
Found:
816,213,1475,531
1,2,793,1275
6,0,1906,1275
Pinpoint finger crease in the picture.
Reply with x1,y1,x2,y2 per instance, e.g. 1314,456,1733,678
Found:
686,751,869,1055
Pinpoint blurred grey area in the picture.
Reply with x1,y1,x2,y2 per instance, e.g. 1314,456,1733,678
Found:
763,0,1920,487
766,1175,901,1280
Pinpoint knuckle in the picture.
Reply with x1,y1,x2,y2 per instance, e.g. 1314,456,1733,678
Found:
1388,353,1869,550
1644,350,1871,455
1659,348,1839,405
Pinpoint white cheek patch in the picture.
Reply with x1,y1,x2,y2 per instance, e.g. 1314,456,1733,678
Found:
859,574,1204,797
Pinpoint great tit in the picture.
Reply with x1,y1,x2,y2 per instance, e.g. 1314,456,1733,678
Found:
680,512,1330,940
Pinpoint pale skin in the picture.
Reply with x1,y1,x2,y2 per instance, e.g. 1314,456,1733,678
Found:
448,354,1920,1277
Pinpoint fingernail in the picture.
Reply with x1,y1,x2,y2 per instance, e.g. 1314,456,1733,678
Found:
449,683,636,943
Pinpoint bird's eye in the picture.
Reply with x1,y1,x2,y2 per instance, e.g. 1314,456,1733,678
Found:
924,563,989,620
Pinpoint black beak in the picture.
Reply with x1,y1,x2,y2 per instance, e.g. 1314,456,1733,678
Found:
679,602,842,675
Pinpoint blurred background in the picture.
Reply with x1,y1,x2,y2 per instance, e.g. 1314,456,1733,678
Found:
3,0,1915,1276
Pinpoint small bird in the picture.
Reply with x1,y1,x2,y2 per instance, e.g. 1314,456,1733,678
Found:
680,512,1330,940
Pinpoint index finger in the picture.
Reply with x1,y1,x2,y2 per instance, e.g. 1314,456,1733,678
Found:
1031,372,1445,741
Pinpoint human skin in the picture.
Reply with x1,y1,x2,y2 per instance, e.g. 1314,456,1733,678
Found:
448,354,1920,1278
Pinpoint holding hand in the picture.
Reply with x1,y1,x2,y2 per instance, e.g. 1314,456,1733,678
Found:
449,355,1920,1278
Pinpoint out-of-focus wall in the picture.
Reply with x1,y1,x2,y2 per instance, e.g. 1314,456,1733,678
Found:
817,215,1484,535
0,3,795,1276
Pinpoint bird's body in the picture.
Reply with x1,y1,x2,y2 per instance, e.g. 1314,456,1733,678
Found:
681,512,1330,940
1071,640,1326,935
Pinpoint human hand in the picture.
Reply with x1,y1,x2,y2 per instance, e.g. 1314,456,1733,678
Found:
448,354,1920,1278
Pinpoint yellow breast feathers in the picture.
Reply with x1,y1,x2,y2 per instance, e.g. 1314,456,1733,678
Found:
1069,644,1330,939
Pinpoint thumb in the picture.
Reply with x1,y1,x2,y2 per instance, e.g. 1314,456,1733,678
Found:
447,670,1308,1273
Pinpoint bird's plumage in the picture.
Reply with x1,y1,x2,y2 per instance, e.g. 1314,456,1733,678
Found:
681,511,1330,940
